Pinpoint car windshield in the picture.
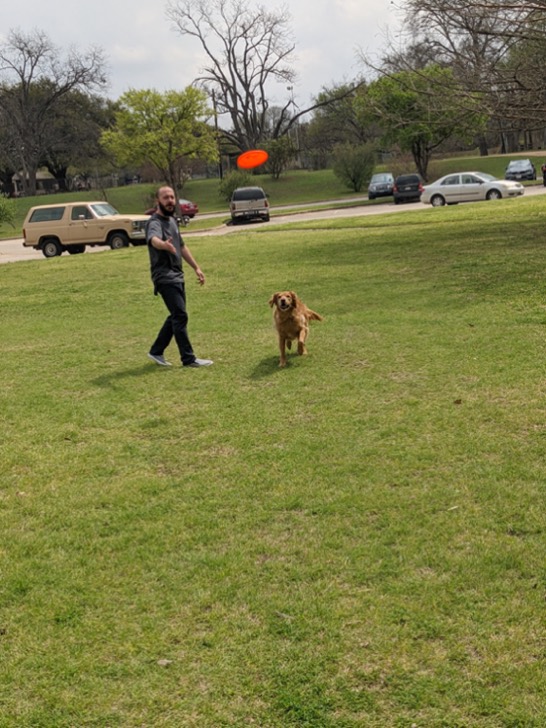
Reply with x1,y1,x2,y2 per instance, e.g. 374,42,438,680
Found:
508,161,529,169
473,172,496,181
371,174,392,183
233,188,264,200
90,203,119,216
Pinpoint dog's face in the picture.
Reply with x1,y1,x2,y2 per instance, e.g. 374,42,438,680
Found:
269,291,298,311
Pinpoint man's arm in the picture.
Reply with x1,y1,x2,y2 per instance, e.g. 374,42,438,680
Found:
147,218,177,255
150,235,177,255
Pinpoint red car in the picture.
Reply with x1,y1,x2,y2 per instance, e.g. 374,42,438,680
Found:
145,199,199,219
178,198,198,218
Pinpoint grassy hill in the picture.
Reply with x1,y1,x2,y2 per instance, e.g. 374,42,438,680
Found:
1,193,546,725
2,152,543,239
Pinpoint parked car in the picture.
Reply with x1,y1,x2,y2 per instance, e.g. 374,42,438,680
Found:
421,172,524,207
230,186,270,223
178,198,199,218
505,159,536,181
393,174,424,204
22,202,149,258
367,172,394,200
144,198,198,225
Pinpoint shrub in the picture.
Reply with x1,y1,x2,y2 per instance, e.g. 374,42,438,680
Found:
332,143,376,192
0,195,16,229
263,136,296,179
218,170,253,201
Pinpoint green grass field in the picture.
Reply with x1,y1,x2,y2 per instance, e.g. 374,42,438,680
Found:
1,194,546,726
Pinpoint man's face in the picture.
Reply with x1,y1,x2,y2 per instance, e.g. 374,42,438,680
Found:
157,187,176,216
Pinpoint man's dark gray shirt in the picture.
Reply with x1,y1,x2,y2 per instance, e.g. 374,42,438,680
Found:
146,212,185,287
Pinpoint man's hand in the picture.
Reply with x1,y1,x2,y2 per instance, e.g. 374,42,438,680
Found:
195,267,206,286
163,237,177,255
151,235,177,254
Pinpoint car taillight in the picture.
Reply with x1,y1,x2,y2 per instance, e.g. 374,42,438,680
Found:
418,183,424,192
393,184,398,192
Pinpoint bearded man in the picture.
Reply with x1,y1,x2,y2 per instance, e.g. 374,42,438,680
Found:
146,186,213,368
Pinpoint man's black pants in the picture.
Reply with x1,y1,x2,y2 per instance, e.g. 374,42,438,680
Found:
150,281,196,365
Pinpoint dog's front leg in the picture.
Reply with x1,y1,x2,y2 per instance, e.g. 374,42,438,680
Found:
297,329,308,356
279,336,288,367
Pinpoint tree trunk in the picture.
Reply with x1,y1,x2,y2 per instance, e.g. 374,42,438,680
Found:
476,134,489,156
412,139,430,182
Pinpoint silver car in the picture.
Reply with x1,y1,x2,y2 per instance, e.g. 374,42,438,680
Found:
422,172,524,207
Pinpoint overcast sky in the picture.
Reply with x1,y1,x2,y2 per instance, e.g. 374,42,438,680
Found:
0,0,401,109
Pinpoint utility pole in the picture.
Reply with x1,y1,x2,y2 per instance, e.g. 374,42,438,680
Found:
211,90,223,180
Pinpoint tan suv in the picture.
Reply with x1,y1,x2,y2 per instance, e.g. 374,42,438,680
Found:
22,201,150,258
230,186,270,224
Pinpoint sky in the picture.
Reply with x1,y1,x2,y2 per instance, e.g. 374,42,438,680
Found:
0,0,402,111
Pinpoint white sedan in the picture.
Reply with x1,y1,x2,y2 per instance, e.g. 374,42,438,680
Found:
422,172,524,207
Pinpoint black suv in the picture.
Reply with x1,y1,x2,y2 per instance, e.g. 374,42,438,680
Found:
505,159,536,181
393,174,424,204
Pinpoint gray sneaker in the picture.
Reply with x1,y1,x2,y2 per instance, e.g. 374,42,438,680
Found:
185,358,213,368
148,353,172,367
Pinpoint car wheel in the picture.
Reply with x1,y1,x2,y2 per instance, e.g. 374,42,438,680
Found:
42,238,62,258
368,194,375,201
431,195,446,207
486,189,502,201
109,232,129,249
68,245,85,255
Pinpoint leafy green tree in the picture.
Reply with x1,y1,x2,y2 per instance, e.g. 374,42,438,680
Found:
308,83,369,143
332,143,375,192
41,91,117,190
360,65,487,180
0,29,107,196
101,88,218,197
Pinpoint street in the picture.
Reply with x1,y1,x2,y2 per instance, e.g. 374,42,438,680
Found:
2,185,545,264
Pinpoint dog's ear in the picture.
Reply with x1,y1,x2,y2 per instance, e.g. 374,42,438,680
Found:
289,291,298,307
268,293,278,308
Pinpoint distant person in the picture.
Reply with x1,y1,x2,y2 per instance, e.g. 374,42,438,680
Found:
542,161,546,187
146,185,213,368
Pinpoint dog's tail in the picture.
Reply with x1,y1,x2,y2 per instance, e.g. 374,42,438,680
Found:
306,308,323,322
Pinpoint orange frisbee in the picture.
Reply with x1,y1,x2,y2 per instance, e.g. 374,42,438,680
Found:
237,149,269,169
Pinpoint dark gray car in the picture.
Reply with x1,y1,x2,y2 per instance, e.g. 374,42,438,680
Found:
393,174,424,204
367,172,394,200
504,159,536,181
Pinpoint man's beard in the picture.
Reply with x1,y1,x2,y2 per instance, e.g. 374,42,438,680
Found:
158,201,175,216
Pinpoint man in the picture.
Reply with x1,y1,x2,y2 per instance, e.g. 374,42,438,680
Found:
146,186,213,368
541,161,546,187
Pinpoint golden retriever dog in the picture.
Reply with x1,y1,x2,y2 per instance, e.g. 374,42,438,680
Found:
269,291,323,367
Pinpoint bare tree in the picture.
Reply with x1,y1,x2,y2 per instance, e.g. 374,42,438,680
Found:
0,29,107,195
377,0,546,136
166,0,360,151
